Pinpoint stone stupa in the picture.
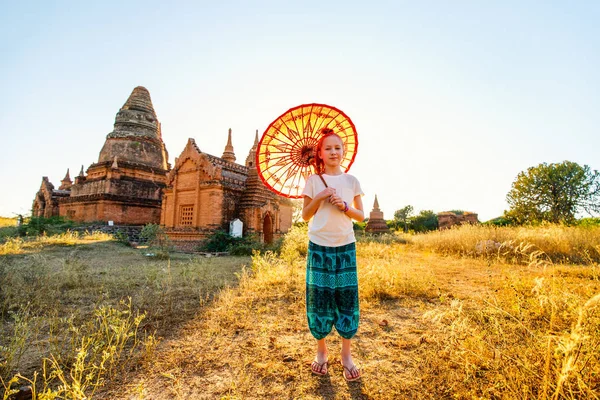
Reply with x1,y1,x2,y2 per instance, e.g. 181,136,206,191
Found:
37,86,170,224
365,195,390,234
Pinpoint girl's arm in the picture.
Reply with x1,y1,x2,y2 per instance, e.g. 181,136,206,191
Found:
328,193,365,222
346,194,365,222
302,187,336,221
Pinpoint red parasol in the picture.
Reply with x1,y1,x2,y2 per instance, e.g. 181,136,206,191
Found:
256,103,358,198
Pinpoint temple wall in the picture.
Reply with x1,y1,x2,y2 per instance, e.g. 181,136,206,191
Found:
279,203,293,233
99,137,167,169
86,164,167,182
59,200,161,225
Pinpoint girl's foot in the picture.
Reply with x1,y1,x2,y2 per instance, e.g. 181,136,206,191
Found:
311,352,328,376
340,355,361,381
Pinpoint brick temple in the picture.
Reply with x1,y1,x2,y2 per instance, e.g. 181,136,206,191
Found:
365,195,390,234
33,86,293,245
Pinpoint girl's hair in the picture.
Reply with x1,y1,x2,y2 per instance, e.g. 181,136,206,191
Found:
313,128,344,175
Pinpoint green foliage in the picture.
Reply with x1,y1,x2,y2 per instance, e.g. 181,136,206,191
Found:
16,216,74,237
113,231,131,246
393,205,414,232
0,227,19,242
139,224,172,259
483,216,513,227
411,210,438,232
353,221,366,231
505,161,600,225
577,217,600,227
200,230,273,256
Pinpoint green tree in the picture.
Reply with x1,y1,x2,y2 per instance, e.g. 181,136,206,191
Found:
393,205,413,232
505,161,600,224
411,210,438,232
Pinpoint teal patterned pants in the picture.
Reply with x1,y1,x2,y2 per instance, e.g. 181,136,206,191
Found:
306,241,359,340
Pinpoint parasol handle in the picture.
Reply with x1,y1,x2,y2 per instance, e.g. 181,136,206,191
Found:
318,174,328,188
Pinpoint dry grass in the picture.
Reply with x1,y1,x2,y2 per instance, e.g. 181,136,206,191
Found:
411,223,600,264
2,225,600,399
0,218,17,228
0,234,249,398
97,225,599,399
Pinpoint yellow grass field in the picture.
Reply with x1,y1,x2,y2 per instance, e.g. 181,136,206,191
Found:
1,225,599,399
0,217,17,228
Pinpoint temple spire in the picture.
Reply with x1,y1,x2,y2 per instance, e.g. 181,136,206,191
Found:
246,129,260,167
122,86,156,116
373,194,381,211
59,168,72,190
222,128,236,163
74,165,86,184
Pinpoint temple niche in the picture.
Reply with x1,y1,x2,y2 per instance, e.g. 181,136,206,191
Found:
33,86,293,247
365,195,390,234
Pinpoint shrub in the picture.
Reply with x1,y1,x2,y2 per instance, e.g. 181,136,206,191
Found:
200,230,268,256
139,224,172,259
279,225,308,264
18,216,74,237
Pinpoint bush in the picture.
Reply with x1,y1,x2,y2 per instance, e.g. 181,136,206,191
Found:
200,230,269,256
139,224,172,259
279,225,308,264
353,221,366,231
18,216,74,237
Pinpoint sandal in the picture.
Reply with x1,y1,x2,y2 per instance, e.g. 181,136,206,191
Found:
311,360,329,376
341,361,361,382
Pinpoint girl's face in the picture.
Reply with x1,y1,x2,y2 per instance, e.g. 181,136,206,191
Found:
318,135,344,169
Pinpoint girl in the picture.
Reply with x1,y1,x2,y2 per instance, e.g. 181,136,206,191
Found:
301,128,364,381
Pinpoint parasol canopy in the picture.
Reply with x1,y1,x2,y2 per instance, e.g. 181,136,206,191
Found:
256,103,358,198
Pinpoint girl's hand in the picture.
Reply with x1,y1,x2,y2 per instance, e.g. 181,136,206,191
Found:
329,194,346,211
316,187,336,201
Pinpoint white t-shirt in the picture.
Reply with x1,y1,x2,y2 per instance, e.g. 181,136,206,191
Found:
302,173,364,247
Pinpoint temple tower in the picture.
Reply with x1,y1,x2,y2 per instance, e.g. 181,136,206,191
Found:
59,169,72,190
98,86,169,169
221,128,237,163
365,195,390,234
56,86,170,224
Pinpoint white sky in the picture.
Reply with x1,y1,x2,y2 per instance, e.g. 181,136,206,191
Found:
1,1,599,222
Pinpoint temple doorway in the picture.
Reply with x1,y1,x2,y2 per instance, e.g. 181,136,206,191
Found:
263,213,273,244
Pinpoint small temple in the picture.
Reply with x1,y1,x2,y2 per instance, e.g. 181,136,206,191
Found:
364,195,390,234
32,86,294,247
